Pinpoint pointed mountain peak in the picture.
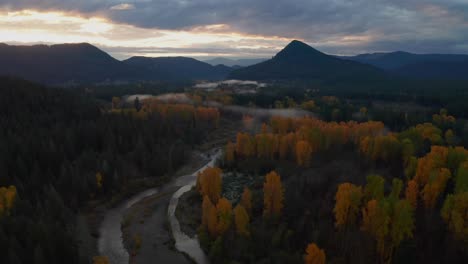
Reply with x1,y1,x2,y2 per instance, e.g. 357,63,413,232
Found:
275,40,326,60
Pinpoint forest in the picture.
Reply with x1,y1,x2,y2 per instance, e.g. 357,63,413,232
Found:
0,77,219,263
189,114,467,263
1,75,467,264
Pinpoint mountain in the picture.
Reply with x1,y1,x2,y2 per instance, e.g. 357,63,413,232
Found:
0,43,146,84
0,43,234,84
341,51,468,80
229,40,384,81
204,57,267,67
124,56,232,81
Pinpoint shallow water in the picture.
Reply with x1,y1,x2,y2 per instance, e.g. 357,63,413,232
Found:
98,150,219,264
167,149,221,264
97,189,158,264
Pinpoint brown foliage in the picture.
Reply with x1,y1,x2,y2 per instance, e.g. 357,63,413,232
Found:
334,183,363,228
304,243,326,264
263,171,284,219
197,167,222,204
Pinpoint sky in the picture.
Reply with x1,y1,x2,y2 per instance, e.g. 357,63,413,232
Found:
0,0,467,60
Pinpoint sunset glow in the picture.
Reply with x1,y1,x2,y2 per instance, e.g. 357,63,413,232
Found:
0,9,293,59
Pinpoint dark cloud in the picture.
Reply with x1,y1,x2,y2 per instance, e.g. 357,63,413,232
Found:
1,0,468,54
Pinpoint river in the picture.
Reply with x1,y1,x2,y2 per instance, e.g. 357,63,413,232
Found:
97,149,220,264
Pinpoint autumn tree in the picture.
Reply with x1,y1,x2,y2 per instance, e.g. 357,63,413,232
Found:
296,140,313,167
364,175,385,201
334,183,363,228
401,138,415,166
236,132,255,158
240,187,252,216
361,198,414,264
216,198,233,236
389,178,403,202
202,195,218,238
362,199,389,259
441,192,468,242
234,204,250,237
414,146,449,186
304,243,326,264
405,180,418,208
279,133,296,160
445,129,456,146
263,171,284,219
404,156,418,180
93,256,109,264
455,161,468,194
422,168,451,209
96,172,103,189
225,140,235,165
0,185,17,217
197,167,222,204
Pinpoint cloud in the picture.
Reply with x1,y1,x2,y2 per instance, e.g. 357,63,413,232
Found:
0,10,290,59
0,0,468,55
110,3,135,11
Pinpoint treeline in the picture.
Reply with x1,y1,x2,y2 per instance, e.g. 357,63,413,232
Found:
76,81,188,101
0,77,217,263
195,167,289,263
230,79,468,119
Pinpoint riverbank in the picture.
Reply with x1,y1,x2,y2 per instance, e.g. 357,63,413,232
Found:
120,151,209,264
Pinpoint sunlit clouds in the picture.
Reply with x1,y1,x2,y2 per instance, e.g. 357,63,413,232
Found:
110,3,135,11
1,0,468,58
0,9,292,59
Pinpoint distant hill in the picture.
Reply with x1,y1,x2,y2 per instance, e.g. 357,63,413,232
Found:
229,40,384,81
204,57,267,67
124,56,232,81
341,51,468,80
0,43,234,84
0,43,146,84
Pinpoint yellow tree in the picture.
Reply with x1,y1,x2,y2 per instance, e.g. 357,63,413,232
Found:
216,197,233,236
334,183,363,228
93,256,109,264
414,146,448,186
234,205,250,237
364,175,385,202
296,140,312,167
263,171,284,219
202,195,218,238
0,186,17,216
441,192,468,242
421,168,451,209
240,187,252,216
405,180,418,208
362,199,389,259
197,167,222,203
96,172,103,189
362,198,414,264
304,243,326,264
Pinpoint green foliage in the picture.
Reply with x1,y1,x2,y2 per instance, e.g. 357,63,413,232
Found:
364,175,385,201
455,163,468,194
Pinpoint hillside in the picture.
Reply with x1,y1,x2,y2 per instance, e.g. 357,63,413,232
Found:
124,56,233,80
342,51,468,80
0,43,234,84
204,57,267,67
0,43,146,84
229,40,385,81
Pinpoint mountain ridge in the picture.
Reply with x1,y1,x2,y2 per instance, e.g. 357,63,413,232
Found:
341,51,468,79
229,40,385,81
0,43,234,84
